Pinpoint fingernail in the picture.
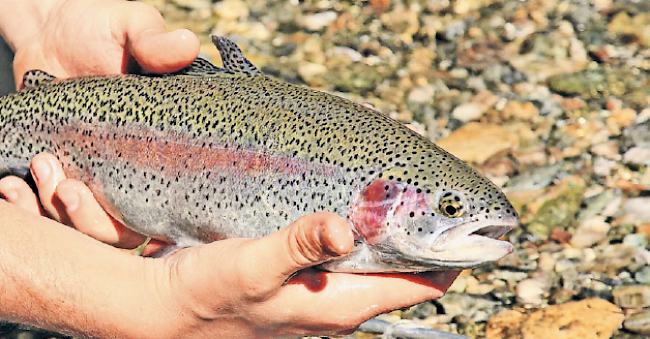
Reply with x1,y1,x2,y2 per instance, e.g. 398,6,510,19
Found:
58,188,80,212
31,160,51,184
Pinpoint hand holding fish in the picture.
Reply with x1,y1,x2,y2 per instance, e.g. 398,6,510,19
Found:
0,0,200,87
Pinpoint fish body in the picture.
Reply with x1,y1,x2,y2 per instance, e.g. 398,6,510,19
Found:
0,37,518,272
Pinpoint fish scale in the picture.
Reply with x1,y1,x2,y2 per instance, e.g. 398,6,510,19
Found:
0,36,518,272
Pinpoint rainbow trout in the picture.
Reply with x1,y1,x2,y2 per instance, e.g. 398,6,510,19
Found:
0,37,518,272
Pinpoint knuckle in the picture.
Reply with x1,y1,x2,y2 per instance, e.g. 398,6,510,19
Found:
286,224,323,267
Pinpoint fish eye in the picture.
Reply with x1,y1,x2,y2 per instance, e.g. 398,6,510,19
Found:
439,191,464,218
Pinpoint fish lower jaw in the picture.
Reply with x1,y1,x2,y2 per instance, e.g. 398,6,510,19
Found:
430,216,517,251
407,217,517,268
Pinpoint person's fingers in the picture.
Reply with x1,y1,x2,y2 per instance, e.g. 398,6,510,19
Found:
29,153,68,223
274,270,460,333
121,2,200,73
239,212,354,293
0,175,44,215
55,179,150,249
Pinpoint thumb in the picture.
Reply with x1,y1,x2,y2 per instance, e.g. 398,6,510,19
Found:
249,212,354,286
121,2,200,73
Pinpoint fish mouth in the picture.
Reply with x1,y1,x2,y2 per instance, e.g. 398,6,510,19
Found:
431,216,518,251
395,216,519,269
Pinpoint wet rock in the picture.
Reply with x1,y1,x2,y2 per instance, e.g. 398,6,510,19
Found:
570,217,611,248
635,266,650,284
623,198,650,224
407,85,436,105
509,31,588,81
436,123,519,164
608,12,650,47
607,108,637,130
624,121,650,148
624,308,650,335
548,68,641,99
577,189,619,221
486,299,624,339
213,0,249,20
623,147,650,166
623,234,649,249
300,11,337,31
549,227,572,244
521,176,586,239
505,164,561,192
593,157,618,177
516,279,545,306
297,62,327,85
451,103,483,122
437,293,503,323
501,101,539,121
613,285,650,308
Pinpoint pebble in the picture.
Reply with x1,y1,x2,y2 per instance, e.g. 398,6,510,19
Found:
486,299,624,339
451,102,483,122
436,123,519,164
624,308,650,335
407,85,436,104
300,11,337,31
570,217,611,248
501,101,539,121
516,279,545,306
213,0,249,20
522,176,586,239
297,62,327,85
635,266,650,284
623,147,650,166
623,234,649,249
538,252,556,272
623,198,650,223
436,293,501,322
613,285,650,309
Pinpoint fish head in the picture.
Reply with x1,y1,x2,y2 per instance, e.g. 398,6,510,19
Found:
329,148,518,272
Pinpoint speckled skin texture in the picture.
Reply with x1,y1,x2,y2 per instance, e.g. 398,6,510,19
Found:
0,55,518,271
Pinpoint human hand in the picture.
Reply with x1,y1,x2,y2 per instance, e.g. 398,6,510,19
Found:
1,0,200,87
0,154,459,338
0,153,163,251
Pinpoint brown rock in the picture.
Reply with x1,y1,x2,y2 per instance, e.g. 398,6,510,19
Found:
480,157,517,177
607,108,637,129
563,97,587,110
436,123,519,164
486,310,526,339
369,0,390,13
549,227,572,244
502,101,539,121
638,223,650,237
486,299,624,339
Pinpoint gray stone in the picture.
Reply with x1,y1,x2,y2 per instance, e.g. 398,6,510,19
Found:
613,285,650,308
624,147,650,166
624,308,650,335
624,234,649,249
635,266,650,284
623,198,650,223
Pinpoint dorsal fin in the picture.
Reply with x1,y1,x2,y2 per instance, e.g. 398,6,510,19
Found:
173,57,233,76
210,35,262,75
22,70,56,89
